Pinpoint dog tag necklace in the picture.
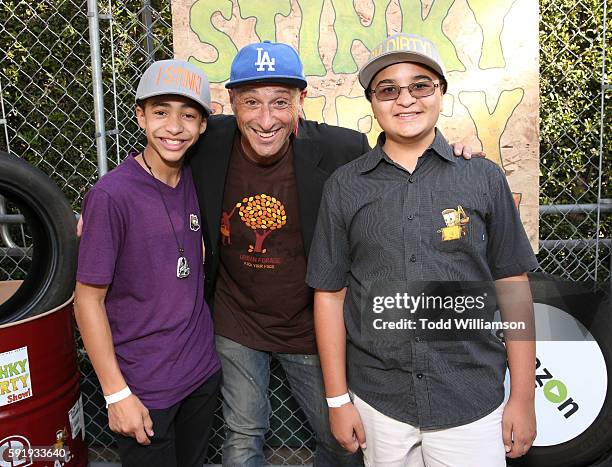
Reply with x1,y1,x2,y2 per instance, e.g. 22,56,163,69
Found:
142,151,190,279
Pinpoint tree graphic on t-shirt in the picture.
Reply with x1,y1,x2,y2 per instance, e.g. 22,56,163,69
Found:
238,194,286,253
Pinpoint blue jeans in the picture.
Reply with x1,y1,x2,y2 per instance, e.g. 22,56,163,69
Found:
215,335,362,467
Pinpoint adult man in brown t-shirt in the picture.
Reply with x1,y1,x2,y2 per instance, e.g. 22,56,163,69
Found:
191,42,367,467
189,41,477,467
214,134,315,354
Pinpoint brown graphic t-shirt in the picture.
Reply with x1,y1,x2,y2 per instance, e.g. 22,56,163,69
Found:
213,137,315,354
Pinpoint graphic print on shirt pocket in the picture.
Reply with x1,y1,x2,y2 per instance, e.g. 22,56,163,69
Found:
431,190,487,253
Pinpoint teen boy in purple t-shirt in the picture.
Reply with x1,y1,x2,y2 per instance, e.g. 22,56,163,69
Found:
75,60,221,467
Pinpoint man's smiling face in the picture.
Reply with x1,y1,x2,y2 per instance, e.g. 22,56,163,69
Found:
230,84,306,165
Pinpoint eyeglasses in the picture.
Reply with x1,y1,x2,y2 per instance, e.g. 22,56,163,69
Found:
369,80,440,101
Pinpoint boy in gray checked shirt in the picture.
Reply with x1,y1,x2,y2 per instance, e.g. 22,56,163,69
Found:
306,33,538,467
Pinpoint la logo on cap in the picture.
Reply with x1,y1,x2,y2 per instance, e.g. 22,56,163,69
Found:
255,47,275,72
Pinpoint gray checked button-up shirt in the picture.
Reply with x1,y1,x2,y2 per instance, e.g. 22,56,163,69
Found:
306,130,538,429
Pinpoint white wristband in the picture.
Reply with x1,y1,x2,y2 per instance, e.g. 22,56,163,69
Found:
326,393,351,408
104,386,132,408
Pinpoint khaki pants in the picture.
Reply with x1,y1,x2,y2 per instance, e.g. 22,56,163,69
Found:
353,394,506,467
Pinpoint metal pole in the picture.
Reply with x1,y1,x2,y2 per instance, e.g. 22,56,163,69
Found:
540,202,612,215
87,0,108,177
540,239,612,250
142,0,155,64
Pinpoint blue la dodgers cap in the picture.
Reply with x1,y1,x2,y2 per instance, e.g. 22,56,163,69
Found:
225,41,307,89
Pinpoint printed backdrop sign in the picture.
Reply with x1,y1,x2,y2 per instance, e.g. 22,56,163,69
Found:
0,346,32,407
172,0,539,248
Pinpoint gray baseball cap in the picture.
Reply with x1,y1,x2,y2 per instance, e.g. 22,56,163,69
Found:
135,59,212,116
358,33,447,90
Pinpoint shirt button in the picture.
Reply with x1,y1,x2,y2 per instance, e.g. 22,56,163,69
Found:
415,337,421,342
408,177,415,183
407,214,414,220
410,254,417,262
416,373,423,379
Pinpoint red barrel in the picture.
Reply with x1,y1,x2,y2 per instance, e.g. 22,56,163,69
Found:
0,281,87,467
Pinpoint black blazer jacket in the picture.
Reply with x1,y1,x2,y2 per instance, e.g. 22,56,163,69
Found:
188,114,370,304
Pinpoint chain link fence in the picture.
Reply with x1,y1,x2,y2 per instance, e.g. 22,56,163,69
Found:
538,0,611,283
0,0,609,464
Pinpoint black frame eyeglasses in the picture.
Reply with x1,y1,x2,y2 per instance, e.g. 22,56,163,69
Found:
369,80,440,101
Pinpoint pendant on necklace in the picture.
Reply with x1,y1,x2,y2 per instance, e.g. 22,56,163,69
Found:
177,255,190,279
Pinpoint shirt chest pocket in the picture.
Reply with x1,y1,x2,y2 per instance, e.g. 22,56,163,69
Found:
430,190,488,253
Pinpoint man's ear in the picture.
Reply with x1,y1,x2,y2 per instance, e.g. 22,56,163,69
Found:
298,88,307,106
228,90,237,113
199,118,208,135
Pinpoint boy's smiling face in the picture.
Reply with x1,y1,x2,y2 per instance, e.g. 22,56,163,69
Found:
370,62,443,146
136,95,207,167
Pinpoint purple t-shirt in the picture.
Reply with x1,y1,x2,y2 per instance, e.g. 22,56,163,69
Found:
77,153,220,409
